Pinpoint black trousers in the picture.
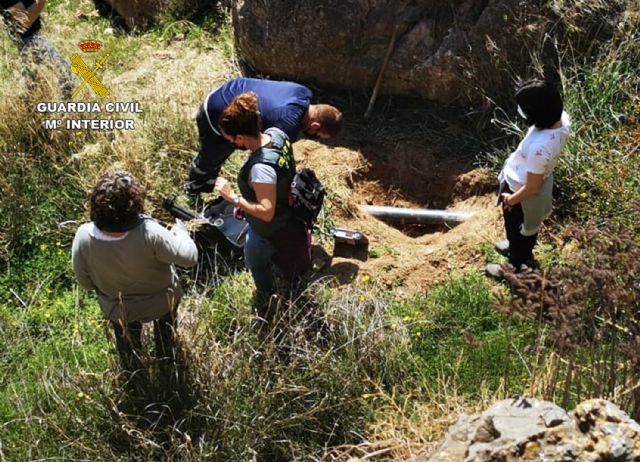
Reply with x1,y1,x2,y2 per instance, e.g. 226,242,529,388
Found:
111,311,176,371
503,187,538,267
192,106,235,179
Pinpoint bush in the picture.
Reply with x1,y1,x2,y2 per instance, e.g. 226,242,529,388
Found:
494,222,640,412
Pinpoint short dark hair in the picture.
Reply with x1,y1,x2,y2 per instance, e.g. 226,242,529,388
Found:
516,79,563,129
314,104,343,137
90,169,144,232
218,92,262,137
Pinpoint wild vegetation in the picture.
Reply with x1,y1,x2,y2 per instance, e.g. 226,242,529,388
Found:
0,0,638,460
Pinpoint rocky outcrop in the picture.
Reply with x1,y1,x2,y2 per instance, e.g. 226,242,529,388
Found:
101,0,168,29
231,0,558,104
413,397,640,461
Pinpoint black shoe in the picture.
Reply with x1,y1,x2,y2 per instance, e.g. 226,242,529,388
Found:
494,240,510,257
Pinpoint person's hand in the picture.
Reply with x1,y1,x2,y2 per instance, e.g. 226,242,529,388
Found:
214,177,234,201
501,193,513,211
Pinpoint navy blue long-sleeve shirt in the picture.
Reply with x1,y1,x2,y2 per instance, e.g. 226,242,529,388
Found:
203,77,313,141
192,78,313,179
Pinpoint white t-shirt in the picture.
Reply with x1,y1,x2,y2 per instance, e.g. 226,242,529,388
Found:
501,112,571,191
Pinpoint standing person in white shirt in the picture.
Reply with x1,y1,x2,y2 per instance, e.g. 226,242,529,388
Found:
486,79,571,278
72,169,198,372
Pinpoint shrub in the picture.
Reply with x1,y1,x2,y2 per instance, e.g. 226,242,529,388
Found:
494,221,640,413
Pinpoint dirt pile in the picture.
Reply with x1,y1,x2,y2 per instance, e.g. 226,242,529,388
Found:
295,139,502,291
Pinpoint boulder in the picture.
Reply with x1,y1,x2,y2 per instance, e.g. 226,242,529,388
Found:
412,397,640,461
101,0,168,29
230,0,556,105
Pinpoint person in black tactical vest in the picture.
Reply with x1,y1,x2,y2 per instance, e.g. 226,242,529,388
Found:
213,92,312,318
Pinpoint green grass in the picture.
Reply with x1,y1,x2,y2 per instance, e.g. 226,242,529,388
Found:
391,272,535,396
1,0,639,459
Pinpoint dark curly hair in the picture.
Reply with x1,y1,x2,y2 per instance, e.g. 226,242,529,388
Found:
90,169,144,232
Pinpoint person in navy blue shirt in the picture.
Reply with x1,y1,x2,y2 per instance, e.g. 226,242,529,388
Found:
186,77,343,194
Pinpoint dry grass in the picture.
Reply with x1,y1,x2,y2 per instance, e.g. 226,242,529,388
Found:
2,0,640,460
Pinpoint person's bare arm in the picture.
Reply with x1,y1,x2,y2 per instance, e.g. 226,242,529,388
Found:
244,182,277,222
502,172,544,208
214,177,277,222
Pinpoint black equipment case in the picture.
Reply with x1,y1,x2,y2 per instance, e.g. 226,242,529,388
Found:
163,195,249,256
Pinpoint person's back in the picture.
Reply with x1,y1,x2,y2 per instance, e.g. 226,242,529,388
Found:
206,78,312,141
73,218,197,322
72,169,198,370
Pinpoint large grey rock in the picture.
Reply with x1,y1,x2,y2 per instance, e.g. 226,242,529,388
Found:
412,397,640,461
231,0,555,104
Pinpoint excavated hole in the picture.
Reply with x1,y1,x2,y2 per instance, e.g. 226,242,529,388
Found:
351,142,495,237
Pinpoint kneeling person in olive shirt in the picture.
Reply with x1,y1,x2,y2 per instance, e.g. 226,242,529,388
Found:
72,169,198,371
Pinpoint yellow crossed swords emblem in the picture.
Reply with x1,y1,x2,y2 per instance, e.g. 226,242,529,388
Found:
70,53,110,99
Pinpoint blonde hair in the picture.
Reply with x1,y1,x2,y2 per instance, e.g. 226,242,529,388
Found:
314,104,343,137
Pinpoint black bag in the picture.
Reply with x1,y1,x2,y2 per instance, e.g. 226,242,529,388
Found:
163,195,248,256
289,168,325,228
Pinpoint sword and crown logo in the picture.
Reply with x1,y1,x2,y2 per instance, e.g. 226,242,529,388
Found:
70,40,110,99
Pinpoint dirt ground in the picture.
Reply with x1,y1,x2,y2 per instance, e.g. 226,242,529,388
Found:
96,39,504,293
295,139,504,292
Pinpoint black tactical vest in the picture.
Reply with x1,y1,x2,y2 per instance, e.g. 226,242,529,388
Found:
237,128,296,237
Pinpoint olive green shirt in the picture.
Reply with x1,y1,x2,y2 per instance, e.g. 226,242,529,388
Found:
71,219,198,323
